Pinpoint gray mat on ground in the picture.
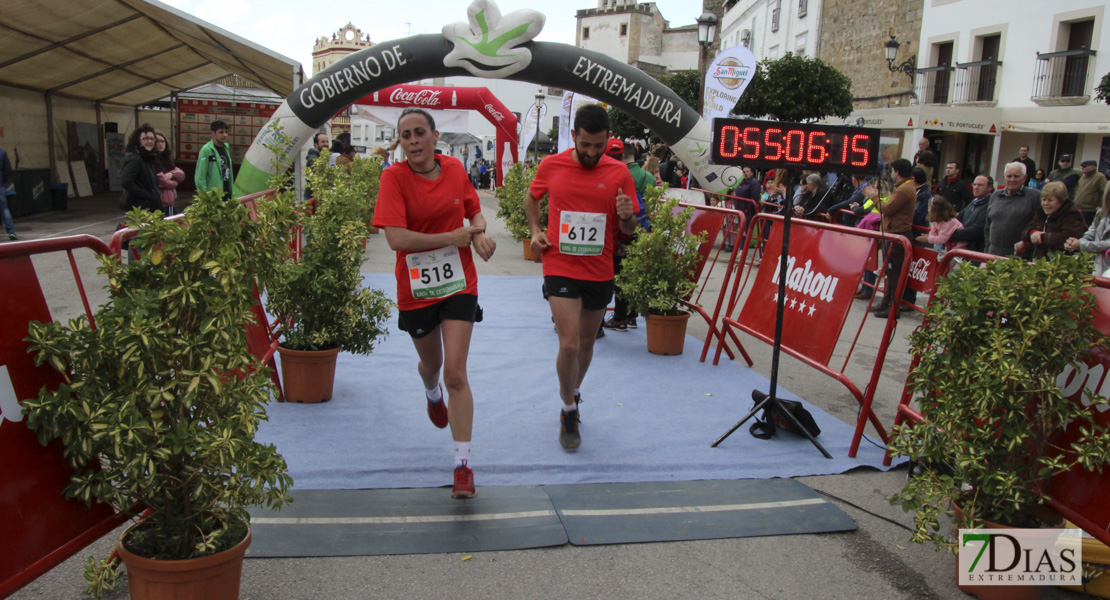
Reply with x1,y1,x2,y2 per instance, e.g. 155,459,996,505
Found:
544,479,856,546
247,486,566,557
246,479,855,557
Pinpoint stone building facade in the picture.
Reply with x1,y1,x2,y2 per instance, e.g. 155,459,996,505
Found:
311,23,375,136
576,1,707,75
818,0,923,110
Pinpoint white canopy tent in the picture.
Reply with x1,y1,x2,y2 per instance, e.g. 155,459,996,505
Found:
0,0,301,186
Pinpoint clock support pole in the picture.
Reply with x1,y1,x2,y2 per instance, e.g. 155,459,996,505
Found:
712,168,833,458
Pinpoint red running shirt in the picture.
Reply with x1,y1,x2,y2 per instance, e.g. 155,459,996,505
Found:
529,150,638,281
374,155,481,310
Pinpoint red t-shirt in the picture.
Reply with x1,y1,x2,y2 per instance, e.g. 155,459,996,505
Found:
530,150,638,281
374,155,481,310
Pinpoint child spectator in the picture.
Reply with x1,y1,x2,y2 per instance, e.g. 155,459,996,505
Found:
916,195,966,256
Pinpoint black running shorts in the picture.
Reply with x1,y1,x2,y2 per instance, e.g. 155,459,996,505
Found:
398,293,482,339
543,276,615,311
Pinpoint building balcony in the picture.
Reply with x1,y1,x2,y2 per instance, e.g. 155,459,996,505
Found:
951,60,1002,106
912,66,955,105
1031,49,1096,106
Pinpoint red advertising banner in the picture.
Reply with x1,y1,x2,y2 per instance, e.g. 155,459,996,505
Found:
904,245,939,295
1047,283,1110,540
177,99,280,163
738,223,875,366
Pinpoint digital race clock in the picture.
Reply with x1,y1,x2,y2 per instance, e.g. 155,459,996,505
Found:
710,118,881,174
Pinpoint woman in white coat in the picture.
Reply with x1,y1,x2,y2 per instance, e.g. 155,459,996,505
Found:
1065,187,1110,276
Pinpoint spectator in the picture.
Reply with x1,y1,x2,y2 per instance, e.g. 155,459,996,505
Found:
119,124,162,214
304,132,328,201
948,174,993,254
1019,181,1086,259
936,161,972,213
153,131,184,216
1064,185,1110,275
0,145,15,240
1014,145,1036,187
1029,168,1047,190
1047,155,1080,201
913,138,938,185
793,173,831,219
912,167,931,234
194,120,234,198
1073,159,1107,226
643,156,664,186
870,158,917,319
985,163,1042,257
826,174,872,227
915,195,966,256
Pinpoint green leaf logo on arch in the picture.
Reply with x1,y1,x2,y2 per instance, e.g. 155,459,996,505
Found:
443,0,545,79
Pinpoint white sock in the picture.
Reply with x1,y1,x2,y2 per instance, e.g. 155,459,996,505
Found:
426,383,443,402
454,442,471,467
562,403,577,413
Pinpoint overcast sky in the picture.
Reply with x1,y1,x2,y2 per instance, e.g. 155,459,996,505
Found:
158,0,703,77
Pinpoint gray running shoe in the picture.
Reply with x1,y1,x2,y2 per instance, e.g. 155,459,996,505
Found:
560,408,581,450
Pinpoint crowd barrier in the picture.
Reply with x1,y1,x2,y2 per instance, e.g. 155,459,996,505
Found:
0,235,129,598
710,214,913,457
883,248,1110,548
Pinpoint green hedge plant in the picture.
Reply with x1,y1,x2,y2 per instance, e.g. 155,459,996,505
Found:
265,156,392,352
21,190,296,597
888,255,1110,553
615,189,704,316
495,162,544,242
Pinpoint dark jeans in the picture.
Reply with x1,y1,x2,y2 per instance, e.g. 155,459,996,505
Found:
880,231,916,308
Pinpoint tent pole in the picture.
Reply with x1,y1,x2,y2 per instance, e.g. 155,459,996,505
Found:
45,91,56,184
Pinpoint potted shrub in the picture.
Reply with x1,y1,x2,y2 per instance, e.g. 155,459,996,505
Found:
614,191,704,355
265,163,393,403
887,254,1110,598
495,162,545,261
21,190,295,599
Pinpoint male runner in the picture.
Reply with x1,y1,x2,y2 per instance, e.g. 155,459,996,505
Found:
526,104,638,450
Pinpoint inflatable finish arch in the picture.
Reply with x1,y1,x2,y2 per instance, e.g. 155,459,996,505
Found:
236,0,739,196
355,84,519,187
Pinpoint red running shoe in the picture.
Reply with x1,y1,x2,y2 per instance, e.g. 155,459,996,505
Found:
427,386,448,429
452,461,476,499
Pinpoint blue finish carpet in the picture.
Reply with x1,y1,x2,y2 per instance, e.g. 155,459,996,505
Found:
256,274,897,491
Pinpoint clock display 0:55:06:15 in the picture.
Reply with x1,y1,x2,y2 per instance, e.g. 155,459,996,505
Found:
710,118,881,174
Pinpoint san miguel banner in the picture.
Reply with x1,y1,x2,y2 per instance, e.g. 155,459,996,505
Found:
738,222,874,366
236,0,740,196
702,45,757,124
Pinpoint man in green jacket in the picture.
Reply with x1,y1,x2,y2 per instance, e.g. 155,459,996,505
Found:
602,138,654,332
195,120,234,198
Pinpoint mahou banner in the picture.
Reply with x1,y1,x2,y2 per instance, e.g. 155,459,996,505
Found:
738,223,874,366
702,45,757,124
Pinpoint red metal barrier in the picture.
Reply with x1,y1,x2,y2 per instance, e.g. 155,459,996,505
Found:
0,235,128,599
669,202,749,365
884,248,1110,547
712,214,912,457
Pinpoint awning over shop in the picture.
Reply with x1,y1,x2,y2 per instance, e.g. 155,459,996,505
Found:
1000,121,1110,134
0,0,301,106
848,105,1002,136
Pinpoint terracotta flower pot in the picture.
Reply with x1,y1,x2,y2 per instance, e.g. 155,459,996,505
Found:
645,312,690,356
116,527,251,600
522,239,542,262
277,345,341,403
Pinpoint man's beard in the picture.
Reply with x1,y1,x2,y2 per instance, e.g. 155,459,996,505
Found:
577,152,601,169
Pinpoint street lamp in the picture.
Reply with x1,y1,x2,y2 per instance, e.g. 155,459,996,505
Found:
884,35,917,84
533,91,544,162
696,11,719,113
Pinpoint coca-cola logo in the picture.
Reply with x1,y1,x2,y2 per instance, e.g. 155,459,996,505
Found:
908,258,932,283
484,103,504,122
390,88,443,107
